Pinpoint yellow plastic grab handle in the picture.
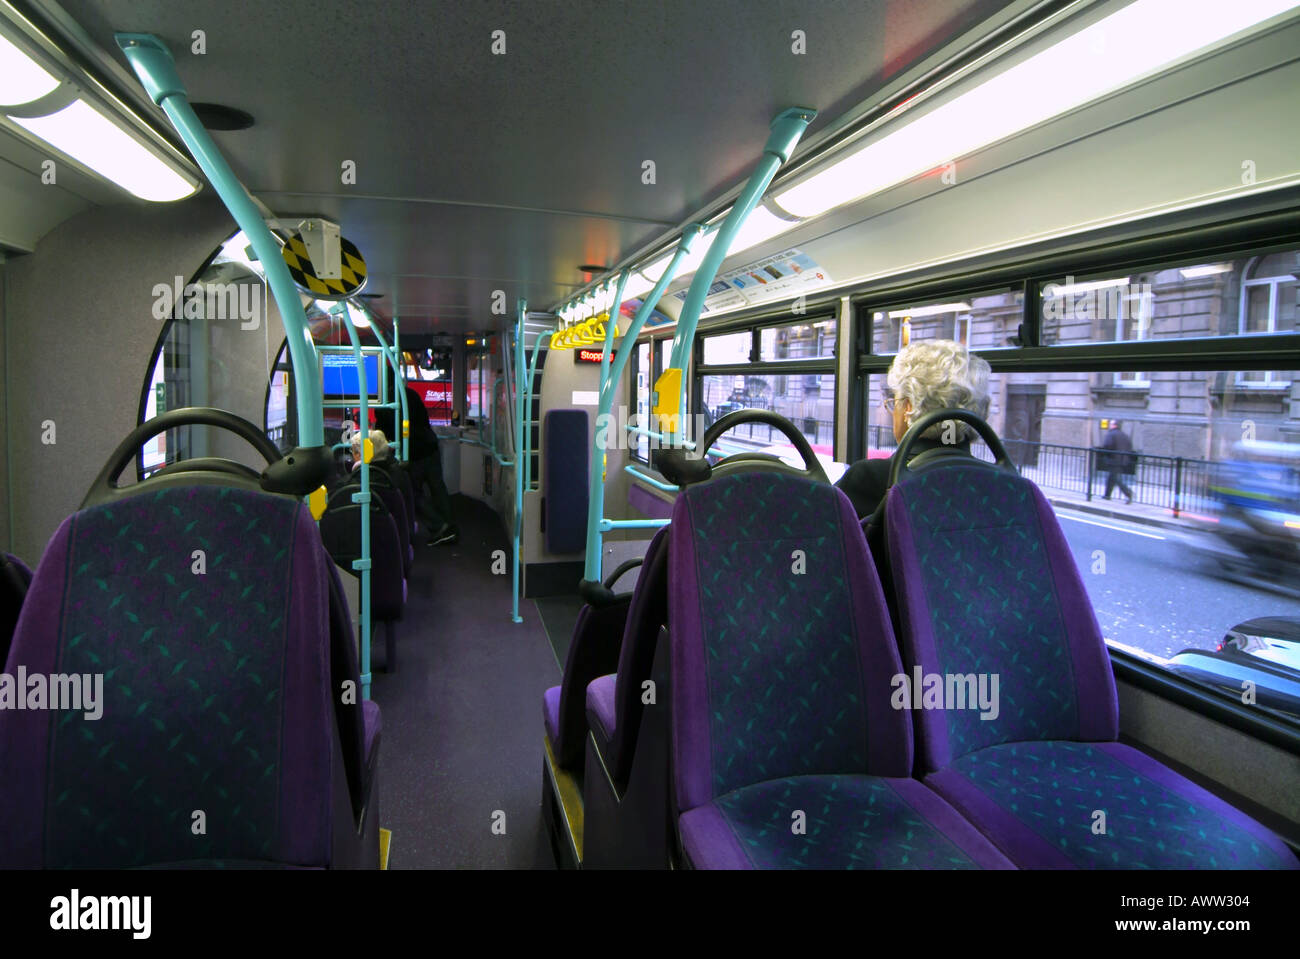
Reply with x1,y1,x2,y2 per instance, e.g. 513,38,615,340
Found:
308,485,328,520
651,368,682,435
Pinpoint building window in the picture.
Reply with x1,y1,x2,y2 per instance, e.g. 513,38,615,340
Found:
1237,253,1298,387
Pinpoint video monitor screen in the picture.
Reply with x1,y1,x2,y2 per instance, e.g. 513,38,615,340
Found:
321,352,381,399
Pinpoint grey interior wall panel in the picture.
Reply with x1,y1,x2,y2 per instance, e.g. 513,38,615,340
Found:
6,196,234,564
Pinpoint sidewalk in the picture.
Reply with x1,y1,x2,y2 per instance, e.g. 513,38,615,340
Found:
1031,480,1198,534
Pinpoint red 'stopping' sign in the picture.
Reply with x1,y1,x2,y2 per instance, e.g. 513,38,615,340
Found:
575,348,614,364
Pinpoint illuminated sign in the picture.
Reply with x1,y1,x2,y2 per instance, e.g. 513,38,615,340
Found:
574,348,615,365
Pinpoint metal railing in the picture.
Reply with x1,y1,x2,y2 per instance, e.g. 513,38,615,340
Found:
865,425,1224,516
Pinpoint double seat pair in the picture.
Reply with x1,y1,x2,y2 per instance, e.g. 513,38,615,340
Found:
545,451,1298,869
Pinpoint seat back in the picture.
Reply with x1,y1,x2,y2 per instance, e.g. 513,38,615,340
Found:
381,459,417,535
669,472,910,814
606,525,670,787
319,486,406,621
369,481,412,575
0,486,344,867
544,410,588,554
877,457,1118,773
550,598,632,771
0,553,32,668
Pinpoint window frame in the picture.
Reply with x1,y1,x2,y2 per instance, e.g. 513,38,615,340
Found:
844,205,1300,749
1237,255,1296,388
692,309,840,460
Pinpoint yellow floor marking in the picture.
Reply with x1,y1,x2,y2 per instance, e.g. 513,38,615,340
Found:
544,736,584,862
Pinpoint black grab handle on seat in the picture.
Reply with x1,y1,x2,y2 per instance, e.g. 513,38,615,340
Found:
887,409,1018,488
82,407,331,507
655,408,827,489
578,556,646,608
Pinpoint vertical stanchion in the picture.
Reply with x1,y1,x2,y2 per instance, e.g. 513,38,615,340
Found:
660,107,815,446
512,300,526,623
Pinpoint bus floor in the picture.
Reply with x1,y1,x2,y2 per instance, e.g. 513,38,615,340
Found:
368,494,559,868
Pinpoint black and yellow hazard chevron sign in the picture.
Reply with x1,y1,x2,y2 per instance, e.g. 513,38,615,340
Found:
281,232,367,299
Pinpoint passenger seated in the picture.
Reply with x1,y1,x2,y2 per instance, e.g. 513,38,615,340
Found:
335,430,391,482
836,340,989,520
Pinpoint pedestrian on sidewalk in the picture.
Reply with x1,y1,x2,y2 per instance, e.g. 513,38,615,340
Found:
1099,420,1136,504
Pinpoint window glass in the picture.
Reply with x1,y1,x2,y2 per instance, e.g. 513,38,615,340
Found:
862,361,1300,722
633,341,651,462
407,349,454,426
702,372,836,470
465,348,488,422
870,289,1023,355
137,232,280,478
1039,251,1300,360
141,350,167,475
759,319,837,360
702,331,750,365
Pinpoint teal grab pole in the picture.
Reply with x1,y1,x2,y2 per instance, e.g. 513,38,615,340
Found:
579,272,628,583
599,518,670,532
624,465,679,493
365,315,405,457
523,330,551,496
116,33,323,448
666,107,816,443
394,317,408,461
511,299,526,624
333,307,373,701
578,230,701,585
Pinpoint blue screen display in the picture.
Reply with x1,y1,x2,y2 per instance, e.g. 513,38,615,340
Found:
321,352,381,398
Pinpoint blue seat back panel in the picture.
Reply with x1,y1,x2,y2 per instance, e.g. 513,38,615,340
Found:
0,486,333,867
544,410,589,555
887,464,1118,768
671,473,910,811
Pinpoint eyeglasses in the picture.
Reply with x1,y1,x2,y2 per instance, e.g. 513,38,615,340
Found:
882,391,897,413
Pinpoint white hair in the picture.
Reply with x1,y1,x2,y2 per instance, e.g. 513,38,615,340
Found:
351,429,390,460
888,340,991,441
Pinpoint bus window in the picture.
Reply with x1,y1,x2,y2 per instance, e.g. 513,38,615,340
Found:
632,341,651,462
866,359,1300,723
702,372,836,470
870,288,1024,356
759,319,837,361
1039,250,1300,354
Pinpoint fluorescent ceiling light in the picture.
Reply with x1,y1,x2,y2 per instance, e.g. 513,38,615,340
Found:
12,99,198,201
887,302,972,318
0,28,59,106
1180,263,1234,278
346,302,371,328
622,271,655,300
774,0,1300,218
726,206,800,256
1042,277,1129,295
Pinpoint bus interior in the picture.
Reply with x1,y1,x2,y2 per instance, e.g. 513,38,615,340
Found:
0,0,1298,914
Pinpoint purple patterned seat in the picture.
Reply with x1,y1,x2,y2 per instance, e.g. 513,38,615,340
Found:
543,598,632,772
877,456,1298,869
0,485,380,868
320,483,406,673
669,471,1013,869
584,526,670,789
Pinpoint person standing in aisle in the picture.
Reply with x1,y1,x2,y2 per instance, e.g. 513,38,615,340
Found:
379,386,459,546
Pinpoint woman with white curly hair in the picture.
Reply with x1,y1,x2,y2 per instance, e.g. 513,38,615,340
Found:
836,339,992,519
